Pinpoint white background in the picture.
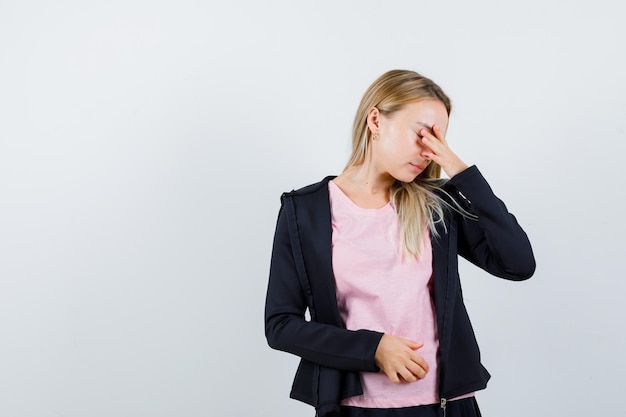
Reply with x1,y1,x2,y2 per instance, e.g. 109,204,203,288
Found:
1,1,624,416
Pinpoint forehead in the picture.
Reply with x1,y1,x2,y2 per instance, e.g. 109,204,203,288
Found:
395,100,449,123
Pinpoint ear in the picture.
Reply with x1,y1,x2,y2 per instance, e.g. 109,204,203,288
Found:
366,107,380,135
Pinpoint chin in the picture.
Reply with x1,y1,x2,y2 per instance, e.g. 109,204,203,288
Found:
392,173,419,183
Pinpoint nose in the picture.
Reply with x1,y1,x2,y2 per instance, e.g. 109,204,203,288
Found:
414,138,431,163
415,135,426,151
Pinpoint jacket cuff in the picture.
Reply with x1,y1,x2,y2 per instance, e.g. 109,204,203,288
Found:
363,330,385,372
447,165,494,203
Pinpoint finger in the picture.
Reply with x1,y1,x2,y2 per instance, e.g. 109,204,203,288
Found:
420,131,443,153
402,339,423,350
432,124,448,144
385,369,401,384
421,148,440,165
406,360,428,379
398,367,418,383
420,128,438,142
409,352,430,373
421,138,448,165
421,127,450,156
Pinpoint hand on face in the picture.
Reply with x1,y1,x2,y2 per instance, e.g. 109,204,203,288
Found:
420,124,468,178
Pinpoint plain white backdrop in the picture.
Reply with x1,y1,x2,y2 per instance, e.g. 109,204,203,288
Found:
1,1,624,416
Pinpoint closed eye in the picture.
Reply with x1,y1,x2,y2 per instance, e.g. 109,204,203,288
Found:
415,123,433,137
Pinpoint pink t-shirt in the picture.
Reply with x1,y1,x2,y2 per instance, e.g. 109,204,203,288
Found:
329,181,471,408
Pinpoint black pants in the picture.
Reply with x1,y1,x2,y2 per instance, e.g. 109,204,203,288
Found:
339,397,481,417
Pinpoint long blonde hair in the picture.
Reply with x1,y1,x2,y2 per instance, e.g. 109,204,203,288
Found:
347,69,452,256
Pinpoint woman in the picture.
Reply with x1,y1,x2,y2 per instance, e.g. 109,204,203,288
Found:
265,70,535,417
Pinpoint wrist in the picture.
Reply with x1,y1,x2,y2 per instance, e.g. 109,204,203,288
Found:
445,161,469,178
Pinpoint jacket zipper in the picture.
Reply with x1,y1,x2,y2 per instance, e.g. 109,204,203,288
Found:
438,220,452,417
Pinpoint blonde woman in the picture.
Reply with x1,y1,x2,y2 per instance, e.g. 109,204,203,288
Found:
265,70,535,417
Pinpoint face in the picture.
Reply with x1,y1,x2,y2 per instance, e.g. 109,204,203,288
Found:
369,99,449,183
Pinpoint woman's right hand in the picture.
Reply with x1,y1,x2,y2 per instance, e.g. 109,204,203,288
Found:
374,334,429,383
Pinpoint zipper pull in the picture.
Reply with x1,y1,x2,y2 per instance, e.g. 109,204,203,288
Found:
440,398,447,417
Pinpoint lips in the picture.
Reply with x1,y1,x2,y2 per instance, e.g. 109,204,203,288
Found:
409,162,424,171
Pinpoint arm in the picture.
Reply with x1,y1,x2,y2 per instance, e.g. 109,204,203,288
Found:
264,202,383,372
419,125,535,280
448,166,536,280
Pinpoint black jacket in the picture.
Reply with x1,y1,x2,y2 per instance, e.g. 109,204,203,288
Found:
265,166,535,416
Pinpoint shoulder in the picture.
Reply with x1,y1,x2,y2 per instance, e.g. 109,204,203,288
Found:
282,176,337,200
279,176,336,229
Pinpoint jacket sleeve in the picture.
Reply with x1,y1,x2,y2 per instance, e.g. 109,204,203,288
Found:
264,202,383,372
448,165,536,280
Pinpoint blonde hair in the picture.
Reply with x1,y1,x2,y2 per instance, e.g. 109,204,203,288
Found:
347,69,452,257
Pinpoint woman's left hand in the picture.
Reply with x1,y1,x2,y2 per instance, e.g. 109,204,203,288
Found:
420,125,469,178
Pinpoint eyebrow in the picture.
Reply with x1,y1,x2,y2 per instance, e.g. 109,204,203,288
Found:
415,122,433,132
